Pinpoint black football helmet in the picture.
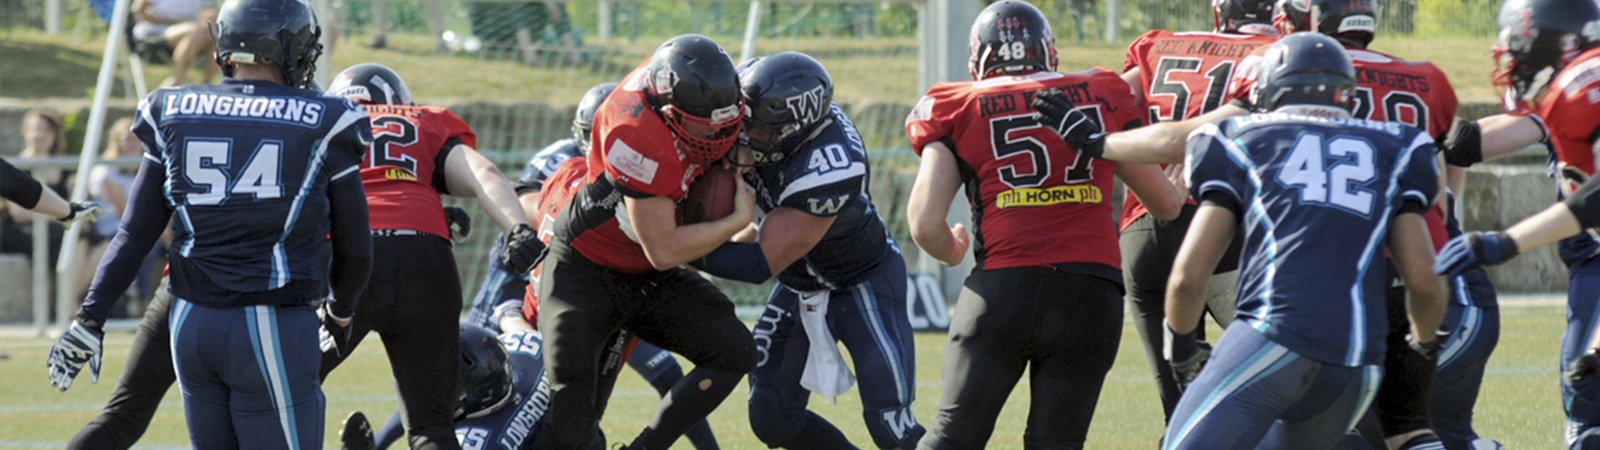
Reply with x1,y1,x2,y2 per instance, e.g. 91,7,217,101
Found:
645,34,744,164
1273,0,1378,48
455,323,514,420
328,63,413,105
738,52,834,166
1214,0,1276,33
572,82,617,156
521,139,582,187
968,0,1058,80
1493,0,1600,104
1251,32,1357,112
211,0,322,88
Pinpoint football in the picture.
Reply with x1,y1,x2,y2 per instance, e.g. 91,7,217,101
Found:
681,165,739,224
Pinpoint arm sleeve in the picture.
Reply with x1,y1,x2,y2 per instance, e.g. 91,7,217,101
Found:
688,241,772,284
325,148,372,318
80,158,173,324
1184,121,1246,215
1565,173,1600,229
0,157,45,209
1394,132,1441,216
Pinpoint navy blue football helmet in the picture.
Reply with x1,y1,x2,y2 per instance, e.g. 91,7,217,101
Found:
738,52,834,166
1273,0,1378,48
572,82,617,156
328,63,413,105
1250,32,1357,112
211,0,322,88
520,139,582,187
455,323,513,420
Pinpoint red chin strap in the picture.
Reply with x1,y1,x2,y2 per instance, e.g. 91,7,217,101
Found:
662,105,742,164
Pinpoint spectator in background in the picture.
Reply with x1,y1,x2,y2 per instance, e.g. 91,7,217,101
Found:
82,118,168,309
131,0,217,86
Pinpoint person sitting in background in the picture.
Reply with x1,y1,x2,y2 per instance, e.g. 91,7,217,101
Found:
82,118,168,310
3,108,72,271
131,0,217,86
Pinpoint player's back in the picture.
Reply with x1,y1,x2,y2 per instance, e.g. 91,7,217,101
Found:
455,330,549,450
1125,30,1278,123
1232,46,1458,137
750,105,897,291
906,69,1144,274
359,103,479,240
1120,29,1276,229
1528,47,1600,263
133,79,371,304
1187,111,1438,367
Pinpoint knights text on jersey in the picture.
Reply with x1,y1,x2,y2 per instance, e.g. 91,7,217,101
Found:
559,66,706,273
455,330,550,450
130,79,372,303
1185,112,1439,367
748,105,898,291
359,104,477,239
1118,29,1276,230
905,69,1144,274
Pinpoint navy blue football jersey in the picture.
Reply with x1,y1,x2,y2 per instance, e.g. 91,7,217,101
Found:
456,330,550,450
1185,110,1439,367
745,105,899,291
131,79,372,305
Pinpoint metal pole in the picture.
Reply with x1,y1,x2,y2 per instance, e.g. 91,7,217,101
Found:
598,1,612,39
739,1,762,65
56,0,130,331
46,0,62,34
33,216,49,335
1104,0,1121,43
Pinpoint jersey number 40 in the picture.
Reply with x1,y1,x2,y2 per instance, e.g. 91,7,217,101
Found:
1277,132,1376,216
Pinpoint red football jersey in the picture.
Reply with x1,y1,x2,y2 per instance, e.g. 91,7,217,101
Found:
1230,44,1456,250
523,156,587,324
1533,47,1600,177
906,69,1145,271
1119,29,1277,230
563,65,707,273
359,104,478,239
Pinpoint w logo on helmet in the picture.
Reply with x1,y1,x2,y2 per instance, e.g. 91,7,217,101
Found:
785,85,828,127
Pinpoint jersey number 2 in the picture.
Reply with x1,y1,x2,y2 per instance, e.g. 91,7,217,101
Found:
990,106,1101,188
1277,133,1376,215
371,116,420,172
184,140,283,206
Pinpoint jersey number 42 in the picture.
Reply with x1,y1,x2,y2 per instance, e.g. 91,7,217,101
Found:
1277,132,1377,216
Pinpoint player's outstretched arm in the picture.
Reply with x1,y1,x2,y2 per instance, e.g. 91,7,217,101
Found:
1101,104,1250,164
626,174,755,271
692,207,834,284
1389,213,1446,345
908,141,970,267
0,157,100,225
1117,162,1185,221
444,144,532,234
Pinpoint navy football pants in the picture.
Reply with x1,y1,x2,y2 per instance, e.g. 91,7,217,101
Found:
1163,325,1381,450
170,299,324,449
1565,257,1600,449
1432,270,1500,449
748,259,922,449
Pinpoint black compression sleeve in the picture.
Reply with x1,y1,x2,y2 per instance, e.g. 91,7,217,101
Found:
1199,191,1243,217
326,174,372,318
81,160,173,324
0,157,44,209
1566,174,1600,229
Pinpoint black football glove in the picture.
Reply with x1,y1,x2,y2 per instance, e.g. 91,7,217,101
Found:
1031,91,1106,159
499,224,544,275
1442,116,1484,167
320,303,355,358
59,202,103,227
46,311,104,392
1164,325,1212,392
444,206,472,244
1434,231,1520,277
1569,350,1600,400
1406,328,1451,360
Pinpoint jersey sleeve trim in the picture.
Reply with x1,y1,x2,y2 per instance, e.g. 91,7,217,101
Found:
1393,131,1439,216
777,162,866,205
330,164,360,182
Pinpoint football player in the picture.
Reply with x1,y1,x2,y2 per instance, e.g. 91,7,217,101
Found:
458,82,720,450
319,62,542,450
1116,0,1278,420
905,1,1185,448
534,34,757,450
47,0,375,446
694,51,924,449
1161,32,1445,449
344,323,557,450
1429,0,1600,447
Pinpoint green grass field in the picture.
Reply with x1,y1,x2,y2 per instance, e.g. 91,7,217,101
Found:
0,303,1567,449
